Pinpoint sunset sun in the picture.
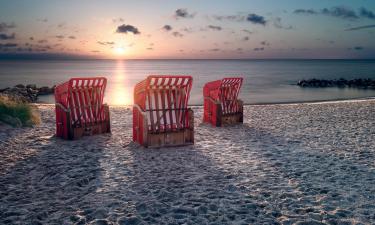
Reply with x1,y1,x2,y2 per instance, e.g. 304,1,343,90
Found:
114,47,126,55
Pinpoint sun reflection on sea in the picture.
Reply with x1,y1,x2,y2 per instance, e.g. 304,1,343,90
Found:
108,60,132,106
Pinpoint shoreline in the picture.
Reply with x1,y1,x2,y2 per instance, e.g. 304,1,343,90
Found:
33,96,375,107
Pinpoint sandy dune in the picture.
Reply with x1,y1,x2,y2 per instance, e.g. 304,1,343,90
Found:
0,100,374,225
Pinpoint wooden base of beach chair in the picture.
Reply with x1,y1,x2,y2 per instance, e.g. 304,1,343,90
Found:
220,112,243,126
206,100,243,127
146,129,194,148
69,121,111,140
141,110,194,148
59,104,111,140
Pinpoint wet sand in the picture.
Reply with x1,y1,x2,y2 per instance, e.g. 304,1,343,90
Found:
0,100,374,224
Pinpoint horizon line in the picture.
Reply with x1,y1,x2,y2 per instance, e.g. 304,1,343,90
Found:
0,53,374,61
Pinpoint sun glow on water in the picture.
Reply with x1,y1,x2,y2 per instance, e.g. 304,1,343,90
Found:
107,60,132,105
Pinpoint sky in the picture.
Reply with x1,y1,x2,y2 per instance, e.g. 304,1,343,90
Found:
0,0,374,59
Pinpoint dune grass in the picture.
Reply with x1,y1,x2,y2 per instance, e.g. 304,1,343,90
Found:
0,94,40,127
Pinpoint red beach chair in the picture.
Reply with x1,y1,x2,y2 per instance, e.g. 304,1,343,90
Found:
203,77,244,126
133,75,194,147
55,77,110,140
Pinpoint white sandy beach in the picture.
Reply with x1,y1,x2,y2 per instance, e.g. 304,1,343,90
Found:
0,100,374,225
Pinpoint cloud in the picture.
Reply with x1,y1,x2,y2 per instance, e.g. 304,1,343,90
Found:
212,13,267,25
37,18,48,23
174,8,195,19
116,24,140,34
97,41,115,45
242,29,253,34
68,35,76,39
207,25,222,31
273,17,293,29
182,27,193,33
360,7,375,19
38,39,48,44
345,24,375,31
246,14,266,25
55,35,64,39
0,22,16,32
146,47,153,50
172,31,183,37
31,44,53,52
213,15,243,22
294,6,361,20
0,43,18,48
162,25,172,31
260,41,270,46
253,47,264,51
112,18,124,23
16,47,32,52
0,33,15,40
209,48,220,52
293,9,318,15
57,22,66,29
321,6,358,19
0,53,99,60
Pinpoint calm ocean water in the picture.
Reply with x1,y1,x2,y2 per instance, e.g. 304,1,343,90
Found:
0,59,374,105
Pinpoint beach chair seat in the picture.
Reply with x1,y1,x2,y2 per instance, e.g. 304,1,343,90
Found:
203,77,243,126
55,77,110,140
133,75,194,147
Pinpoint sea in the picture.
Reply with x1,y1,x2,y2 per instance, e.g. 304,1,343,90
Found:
0,59,374,105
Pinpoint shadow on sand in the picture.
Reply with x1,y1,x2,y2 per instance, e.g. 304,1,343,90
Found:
0,134,111,224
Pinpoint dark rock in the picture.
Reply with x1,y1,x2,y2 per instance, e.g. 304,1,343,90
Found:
296,78,375,89
1,84,55,102
26,84,37,89
38,86,54,95
14,84,25,88
0,87,10,92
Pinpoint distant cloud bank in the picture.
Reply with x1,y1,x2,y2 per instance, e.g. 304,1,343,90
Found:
294,6,375,20
213,13,267,25
345,24,375,31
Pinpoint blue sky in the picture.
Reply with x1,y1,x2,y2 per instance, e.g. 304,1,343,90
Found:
0,0,374,59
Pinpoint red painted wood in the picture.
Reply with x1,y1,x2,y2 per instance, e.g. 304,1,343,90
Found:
55,77,108,139
203,77,243,126
133,75,193,145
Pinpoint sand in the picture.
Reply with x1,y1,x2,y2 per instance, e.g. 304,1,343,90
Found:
0,100,374,225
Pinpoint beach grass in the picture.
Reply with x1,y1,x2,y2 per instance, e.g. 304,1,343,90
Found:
0,94,40,127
